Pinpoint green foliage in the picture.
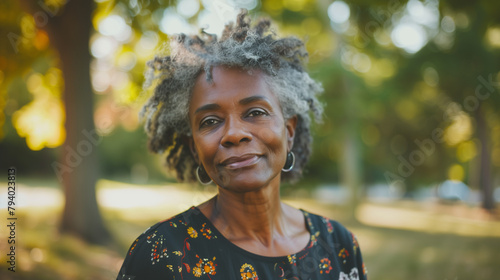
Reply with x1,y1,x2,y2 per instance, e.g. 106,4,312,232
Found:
2,0,499,195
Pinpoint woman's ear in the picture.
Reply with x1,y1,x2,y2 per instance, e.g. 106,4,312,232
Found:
285,115,298,152
189,137,199,164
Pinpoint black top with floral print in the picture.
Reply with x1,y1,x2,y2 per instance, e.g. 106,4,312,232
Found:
117,206,367,280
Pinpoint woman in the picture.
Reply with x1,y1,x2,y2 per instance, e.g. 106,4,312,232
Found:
117,11,367,280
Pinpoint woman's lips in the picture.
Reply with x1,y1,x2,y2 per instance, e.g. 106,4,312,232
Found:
221,155,261,170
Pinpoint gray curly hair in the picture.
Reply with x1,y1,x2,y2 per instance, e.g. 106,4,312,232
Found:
141,10,323,183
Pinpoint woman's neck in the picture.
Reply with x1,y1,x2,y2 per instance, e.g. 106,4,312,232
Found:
200,180,291,248
197,176,311,257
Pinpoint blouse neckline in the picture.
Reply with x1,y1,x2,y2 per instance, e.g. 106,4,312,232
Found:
191,206,314,261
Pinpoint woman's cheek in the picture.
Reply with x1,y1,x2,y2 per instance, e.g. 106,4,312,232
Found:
256,118,286,142
194,134,218,163
256,127,275,143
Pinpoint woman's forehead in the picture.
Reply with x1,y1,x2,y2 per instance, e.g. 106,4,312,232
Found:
189,66,279,110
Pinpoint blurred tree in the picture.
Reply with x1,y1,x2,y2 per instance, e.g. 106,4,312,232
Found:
17,0,111,244
433,0,500,210
344,0,500,210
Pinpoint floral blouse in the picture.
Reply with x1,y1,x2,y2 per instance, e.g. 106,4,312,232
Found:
117,207,367,280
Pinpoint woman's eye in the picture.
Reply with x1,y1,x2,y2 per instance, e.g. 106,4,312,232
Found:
200,118,219,128
247,109,268,117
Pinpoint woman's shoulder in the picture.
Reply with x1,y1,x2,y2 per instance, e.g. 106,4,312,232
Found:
301,209,367,279
301,209,359,250
301,209,350,233
117,207,209,280
132,207,203,241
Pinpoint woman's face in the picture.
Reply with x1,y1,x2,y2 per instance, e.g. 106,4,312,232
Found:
188,66,296,192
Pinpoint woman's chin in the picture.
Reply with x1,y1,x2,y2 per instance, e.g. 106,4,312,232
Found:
216,172,278,193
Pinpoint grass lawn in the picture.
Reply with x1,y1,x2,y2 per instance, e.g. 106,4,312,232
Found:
1,180,499,279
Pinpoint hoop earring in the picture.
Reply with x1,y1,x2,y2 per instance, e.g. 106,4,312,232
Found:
282,151,295,172
196,166,213,185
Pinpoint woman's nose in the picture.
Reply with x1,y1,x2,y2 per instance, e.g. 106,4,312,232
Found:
221,116,252,147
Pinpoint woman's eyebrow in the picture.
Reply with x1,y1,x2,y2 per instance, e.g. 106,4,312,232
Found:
194,95,270,115
239,95,271,105
194,103,221,115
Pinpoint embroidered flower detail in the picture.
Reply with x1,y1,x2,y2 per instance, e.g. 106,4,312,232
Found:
298,252,309,260
338,248,349,258
172,250,183,256
327,222,334,233
319,258,332,274
183,263,190,273
240,263,259,280
151,236,168,264
304,212,313,229
273,263,285,278
188,227,198,238
352,233,359,255
362,263,367,275
322,217,334,233
287,254,297,266
146,231,157,242
128,238,139,255
350,267,359,279
309,231,320,247
200,223,217,239
193,256,217,277
339,271,350,280
193,266,202,277
339,268,360,280
338,248,349,264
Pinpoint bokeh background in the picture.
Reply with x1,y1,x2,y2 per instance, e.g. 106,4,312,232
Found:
1,0,500,279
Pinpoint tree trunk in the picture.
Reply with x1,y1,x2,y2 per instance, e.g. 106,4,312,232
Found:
342,123,362,220
22,0,112,244
476,106,495,211
340,73,362,220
